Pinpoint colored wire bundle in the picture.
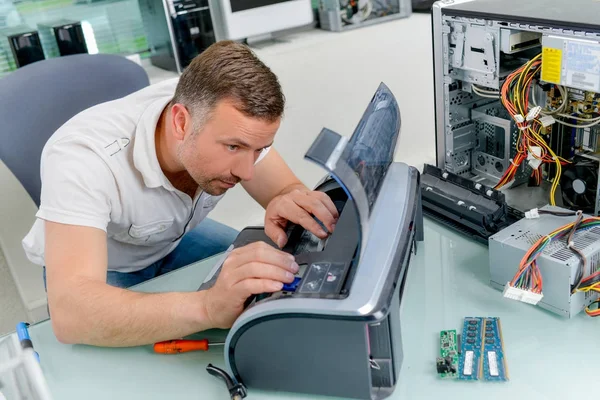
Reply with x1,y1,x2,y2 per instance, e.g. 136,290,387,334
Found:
493,54,571,204
584,300,600,317
573,245,600,317
511,212,600,317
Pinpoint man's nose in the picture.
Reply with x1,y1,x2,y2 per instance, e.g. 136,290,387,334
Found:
232,156,254,182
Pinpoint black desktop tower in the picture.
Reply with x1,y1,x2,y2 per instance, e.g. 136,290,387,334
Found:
138,0,218,73
38,19,88,58
54,21,87,56
0,26,45,69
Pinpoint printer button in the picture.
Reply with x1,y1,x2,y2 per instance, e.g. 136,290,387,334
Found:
282,277,301,292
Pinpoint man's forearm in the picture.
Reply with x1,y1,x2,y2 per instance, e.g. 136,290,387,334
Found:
242,148,312,208
50,278,212,347
276,181,309,197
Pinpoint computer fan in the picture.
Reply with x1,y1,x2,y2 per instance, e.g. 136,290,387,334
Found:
560,160,599,213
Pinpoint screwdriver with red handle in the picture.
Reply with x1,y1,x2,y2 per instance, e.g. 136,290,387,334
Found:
153,339,225,354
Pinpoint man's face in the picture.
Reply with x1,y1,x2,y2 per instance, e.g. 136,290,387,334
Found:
177,99,280,196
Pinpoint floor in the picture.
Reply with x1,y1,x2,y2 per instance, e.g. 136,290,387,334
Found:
0,12,436,336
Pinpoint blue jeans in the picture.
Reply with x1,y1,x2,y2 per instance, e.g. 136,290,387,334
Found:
43,218,238,289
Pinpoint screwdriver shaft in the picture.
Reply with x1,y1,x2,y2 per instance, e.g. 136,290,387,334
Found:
154,340,225,354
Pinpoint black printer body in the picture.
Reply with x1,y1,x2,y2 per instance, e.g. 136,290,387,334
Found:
199,82,423,400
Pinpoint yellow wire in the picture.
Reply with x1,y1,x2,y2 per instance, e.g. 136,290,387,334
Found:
576,282,600,293
515,54,542,116
529,126,561,205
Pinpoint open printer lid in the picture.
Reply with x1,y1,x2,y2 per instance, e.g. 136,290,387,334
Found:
304,82,402,260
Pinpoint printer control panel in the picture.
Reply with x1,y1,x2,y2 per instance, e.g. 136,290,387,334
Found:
198,179,360,307
256,181,360,304
295,262,347,295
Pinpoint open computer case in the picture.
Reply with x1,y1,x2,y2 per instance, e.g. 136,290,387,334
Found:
424,0,600,243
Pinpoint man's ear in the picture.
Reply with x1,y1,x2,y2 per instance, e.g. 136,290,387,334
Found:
170,103,192,141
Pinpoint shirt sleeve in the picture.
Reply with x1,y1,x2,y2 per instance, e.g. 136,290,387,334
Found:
36,138,117,232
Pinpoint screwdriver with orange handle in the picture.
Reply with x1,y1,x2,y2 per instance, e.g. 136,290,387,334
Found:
153,339,225,354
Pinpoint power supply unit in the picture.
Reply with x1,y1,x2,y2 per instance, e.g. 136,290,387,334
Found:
489,205,600,318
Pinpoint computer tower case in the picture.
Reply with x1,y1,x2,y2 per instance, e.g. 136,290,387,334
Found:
425,0,600,242
0,26,45,69
38,19,88,58
138,0,219,73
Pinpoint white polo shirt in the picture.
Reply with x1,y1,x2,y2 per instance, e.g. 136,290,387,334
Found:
22,77,268,273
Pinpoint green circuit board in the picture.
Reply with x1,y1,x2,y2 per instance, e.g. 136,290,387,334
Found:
436,330,459,379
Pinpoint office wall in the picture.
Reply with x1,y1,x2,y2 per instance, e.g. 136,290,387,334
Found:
0,0,149,77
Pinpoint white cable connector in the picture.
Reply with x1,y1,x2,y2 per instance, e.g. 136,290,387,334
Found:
529,159,542,169
527,146,542,170
525,208,540,219
503,282,544,305
539,115,556,127
502,283,524,301
522,291,544,305
526,106,542,121
514,114,525,123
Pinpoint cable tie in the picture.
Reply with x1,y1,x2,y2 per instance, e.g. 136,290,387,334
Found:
509,158,519,166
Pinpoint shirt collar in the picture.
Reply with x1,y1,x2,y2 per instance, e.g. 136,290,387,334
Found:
133,95,176,190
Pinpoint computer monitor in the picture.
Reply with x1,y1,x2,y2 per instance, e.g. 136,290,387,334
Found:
213,0,313,41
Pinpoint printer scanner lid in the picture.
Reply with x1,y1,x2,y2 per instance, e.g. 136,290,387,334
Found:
304,82,401,257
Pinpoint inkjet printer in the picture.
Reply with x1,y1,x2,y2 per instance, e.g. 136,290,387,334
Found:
199,82,424,400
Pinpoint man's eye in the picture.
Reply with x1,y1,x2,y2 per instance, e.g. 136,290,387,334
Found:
228,145,238,151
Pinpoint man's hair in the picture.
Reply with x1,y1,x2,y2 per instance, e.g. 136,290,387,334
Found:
172,40,285,126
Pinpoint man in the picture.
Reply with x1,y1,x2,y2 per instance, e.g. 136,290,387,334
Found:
22,41,339,347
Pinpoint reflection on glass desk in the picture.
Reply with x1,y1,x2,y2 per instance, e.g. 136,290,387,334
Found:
9,218,600,400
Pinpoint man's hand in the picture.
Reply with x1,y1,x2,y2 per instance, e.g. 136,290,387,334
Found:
203,242,299,328
264,188,339,248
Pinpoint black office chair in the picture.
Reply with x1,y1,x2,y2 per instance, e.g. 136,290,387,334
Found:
0,53,150,207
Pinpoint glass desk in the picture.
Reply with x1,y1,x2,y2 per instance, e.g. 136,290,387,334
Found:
5,219,598,399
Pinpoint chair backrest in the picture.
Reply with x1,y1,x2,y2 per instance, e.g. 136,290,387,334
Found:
0,53,150,207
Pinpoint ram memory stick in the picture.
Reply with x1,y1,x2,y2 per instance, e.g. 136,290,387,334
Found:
436,330,459,379
482,317,509,381
458,317,484,380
